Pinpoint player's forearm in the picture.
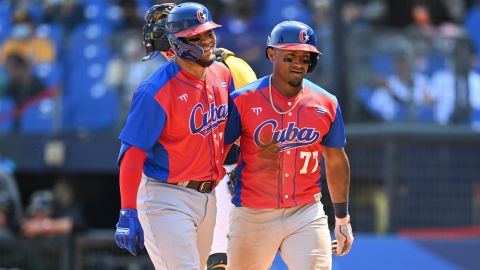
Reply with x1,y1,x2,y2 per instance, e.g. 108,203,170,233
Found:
325,155,350,204
48,217,74,235
119,146,147,209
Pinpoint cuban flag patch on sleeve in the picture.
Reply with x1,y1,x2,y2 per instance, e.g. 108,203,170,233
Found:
315,106,326,115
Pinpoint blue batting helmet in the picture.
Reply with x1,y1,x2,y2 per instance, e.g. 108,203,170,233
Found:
166,2,221,61
266,21,321,73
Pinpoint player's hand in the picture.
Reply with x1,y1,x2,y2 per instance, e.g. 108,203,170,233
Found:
332,215,354,256
115,208,144,256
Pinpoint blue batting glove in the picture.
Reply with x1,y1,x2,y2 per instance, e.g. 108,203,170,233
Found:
115,208,145,256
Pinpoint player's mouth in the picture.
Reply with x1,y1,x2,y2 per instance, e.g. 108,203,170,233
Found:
290,69,305,75
203,46,213,56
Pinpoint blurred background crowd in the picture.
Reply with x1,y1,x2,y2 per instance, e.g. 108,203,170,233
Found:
0,0,479,133
0,0,479,269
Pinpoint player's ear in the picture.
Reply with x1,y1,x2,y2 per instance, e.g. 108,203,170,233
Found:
267,47,275,62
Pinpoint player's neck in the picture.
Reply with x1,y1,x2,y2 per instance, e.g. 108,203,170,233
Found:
174,56,206,80
271,75,303,99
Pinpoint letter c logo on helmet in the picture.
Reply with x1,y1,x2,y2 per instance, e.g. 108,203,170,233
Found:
165,2,221,61
266,21,322,73
299,29,309,43
197,10,207,23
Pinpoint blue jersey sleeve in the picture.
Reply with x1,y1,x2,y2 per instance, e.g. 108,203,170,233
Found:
228,76,235,94
119,88,167,151
225,95,242,145
321,104,347,148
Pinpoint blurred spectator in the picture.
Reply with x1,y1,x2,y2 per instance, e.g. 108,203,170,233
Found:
4,53,46,105
0,167,22,237
409,0,464,38
3,53,48,130
342,0,386,29
117,0,143,31
42,0,85,31
367,53,436,122
21,178,86,238
0,190,15,239
0,10,56,64
430,40,480,125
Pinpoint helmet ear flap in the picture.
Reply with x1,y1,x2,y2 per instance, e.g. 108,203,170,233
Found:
308,53,318,73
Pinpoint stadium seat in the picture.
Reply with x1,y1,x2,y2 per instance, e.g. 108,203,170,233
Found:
415,105,435,123
69,84,119,132
465,6,480,50
20,98,56,134
0,98,15,134
472,108,480,128
370,54,394,77
425,53,447,76
0,4,11,44
465,5,480,73
259,0,312,31
33,62,63,88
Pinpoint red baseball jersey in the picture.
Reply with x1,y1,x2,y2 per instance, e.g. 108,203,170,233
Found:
225,76,346,209
118,60,235,183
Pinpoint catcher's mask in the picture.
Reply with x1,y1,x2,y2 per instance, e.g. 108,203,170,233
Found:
142,3,175,61
266,20,321,73
165,2,221,61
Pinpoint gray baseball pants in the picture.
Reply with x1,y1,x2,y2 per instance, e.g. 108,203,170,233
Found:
137,175,217,270
227,201,332,270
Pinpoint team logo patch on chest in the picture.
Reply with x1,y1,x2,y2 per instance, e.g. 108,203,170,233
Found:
190,102,227,136
253,120,320,151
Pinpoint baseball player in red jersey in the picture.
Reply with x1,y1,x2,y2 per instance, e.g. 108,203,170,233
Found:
127,3,257,270
224,21,354,270
114,2,235,269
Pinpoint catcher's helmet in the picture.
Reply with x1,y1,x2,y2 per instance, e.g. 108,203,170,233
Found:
266,21,321,73
166,2,221,61
142,3,176,61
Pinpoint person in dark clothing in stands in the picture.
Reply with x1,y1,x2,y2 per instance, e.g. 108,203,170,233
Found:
4,53,46,105
3,53,46,130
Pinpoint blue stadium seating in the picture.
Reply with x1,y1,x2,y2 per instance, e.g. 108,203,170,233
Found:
0,3,11,44
356,86,410,122
370,54,394,77
33,62,63,88
425,53,447,76
65,39,111,99
465,5,480,73
67,84,119,132
259,0,312,31
20,98,56,134
26,1,43,23
0,97,15,134
472,108,480,128
415,105,435,123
